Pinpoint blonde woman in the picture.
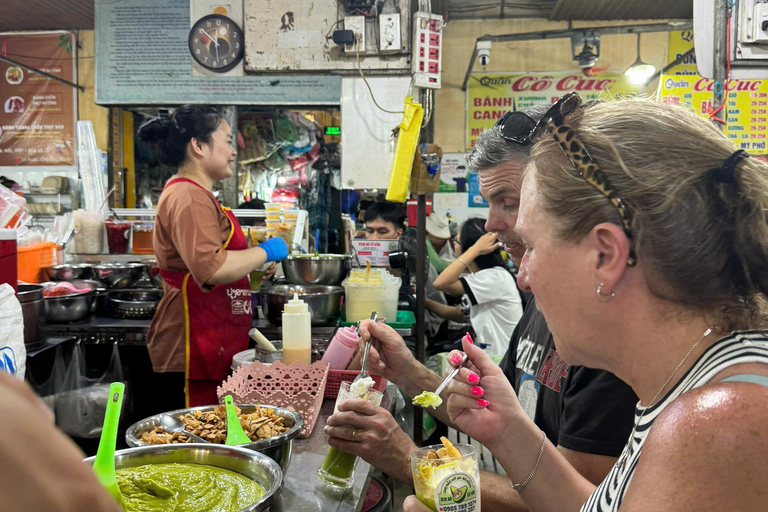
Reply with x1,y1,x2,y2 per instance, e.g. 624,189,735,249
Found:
405,95,768,512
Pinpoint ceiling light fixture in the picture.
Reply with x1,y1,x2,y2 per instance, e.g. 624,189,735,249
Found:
571,31,601,69
625,33,656,85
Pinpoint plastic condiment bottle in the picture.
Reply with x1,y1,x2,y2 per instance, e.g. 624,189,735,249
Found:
282,293,312,365
321,326,360,370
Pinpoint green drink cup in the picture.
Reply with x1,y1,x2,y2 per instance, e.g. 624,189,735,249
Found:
411,443,481,512
317,381,384,488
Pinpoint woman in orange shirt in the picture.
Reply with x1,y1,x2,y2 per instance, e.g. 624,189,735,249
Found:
139,105,288,407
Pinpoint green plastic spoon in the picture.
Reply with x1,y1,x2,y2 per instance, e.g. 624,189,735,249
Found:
224,394,252,446
92,382,126,509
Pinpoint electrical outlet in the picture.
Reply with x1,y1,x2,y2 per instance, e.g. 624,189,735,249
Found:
379,14,401,54
344,16,365,54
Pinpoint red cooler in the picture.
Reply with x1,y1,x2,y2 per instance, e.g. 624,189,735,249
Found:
0,229,17,291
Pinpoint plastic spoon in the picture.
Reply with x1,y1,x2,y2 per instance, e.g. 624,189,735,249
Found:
224,395,252,446
159,414,207,443
92,382,127,508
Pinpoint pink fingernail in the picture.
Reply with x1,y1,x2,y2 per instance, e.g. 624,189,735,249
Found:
477,399,490,407
466,332,474,345
471,386,484,396
467,373,480,384
451,354,462,364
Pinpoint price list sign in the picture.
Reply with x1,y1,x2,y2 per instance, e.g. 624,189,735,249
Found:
659,76,768,155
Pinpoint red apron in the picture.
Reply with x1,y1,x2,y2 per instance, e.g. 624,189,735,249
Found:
159,178,251,407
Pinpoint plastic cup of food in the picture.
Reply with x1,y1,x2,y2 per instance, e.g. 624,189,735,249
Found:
411,440,480,512
283,209,299,220
265,202,281,212
317,380,383,488
105,219,131,254
250,263,270,292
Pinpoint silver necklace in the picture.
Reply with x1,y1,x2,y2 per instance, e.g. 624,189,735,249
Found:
623,326,714,452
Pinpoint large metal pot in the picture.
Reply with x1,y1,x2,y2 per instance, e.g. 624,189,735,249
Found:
90,262,146,289
281,254,350,285
125,404,303,474
17,284,45,345
44,263,95,281
260,284,344,326
43,288,96,323
84,444,283,512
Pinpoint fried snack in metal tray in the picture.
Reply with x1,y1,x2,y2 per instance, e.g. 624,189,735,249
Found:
138,405,288,445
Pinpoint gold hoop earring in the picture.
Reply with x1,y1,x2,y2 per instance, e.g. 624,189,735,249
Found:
596,282,615,302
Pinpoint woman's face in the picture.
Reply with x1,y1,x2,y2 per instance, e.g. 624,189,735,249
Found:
515,171,598,365
200,120,236,181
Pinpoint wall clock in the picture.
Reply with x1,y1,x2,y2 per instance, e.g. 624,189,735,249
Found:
189,14,244,73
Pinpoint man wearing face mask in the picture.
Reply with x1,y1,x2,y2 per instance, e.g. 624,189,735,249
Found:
324,104,637,511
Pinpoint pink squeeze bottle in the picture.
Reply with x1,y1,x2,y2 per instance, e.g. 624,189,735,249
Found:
321,327,360,370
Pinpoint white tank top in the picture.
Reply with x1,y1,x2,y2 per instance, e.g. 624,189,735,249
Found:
580,331,768,512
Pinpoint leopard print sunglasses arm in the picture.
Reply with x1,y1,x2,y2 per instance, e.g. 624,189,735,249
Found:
533,92,637,266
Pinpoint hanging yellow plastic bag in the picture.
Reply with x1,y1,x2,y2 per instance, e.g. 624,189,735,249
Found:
385,95,424,203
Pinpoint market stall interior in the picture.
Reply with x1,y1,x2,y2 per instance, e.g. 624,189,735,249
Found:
6,0,768,509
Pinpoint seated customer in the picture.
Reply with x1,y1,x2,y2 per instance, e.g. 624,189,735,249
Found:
362,201,447,338
429,218,523,357
425,213,455,273
408,95,768,512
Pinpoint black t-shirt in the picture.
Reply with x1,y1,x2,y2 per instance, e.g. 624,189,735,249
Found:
500,297,638,457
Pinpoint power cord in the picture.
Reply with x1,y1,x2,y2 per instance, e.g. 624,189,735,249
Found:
355,37,405,115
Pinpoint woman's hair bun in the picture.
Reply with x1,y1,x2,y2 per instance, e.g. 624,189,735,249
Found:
138,118,171,143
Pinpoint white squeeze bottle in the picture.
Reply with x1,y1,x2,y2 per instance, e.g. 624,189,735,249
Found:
282,293,312,365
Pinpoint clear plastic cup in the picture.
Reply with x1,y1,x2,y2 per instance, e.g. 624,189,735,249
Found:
249,263,270,292
72,209,104,254
411,443,480,512
265,202,281,212
105,219,131,254
317,381,384,488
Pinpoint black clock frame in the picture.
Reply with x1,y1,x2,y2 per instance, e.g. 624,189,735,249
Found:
188,14,244,73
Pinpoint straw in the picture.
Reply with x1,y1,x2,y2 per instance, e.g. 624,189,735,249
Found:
99,187,116,212
366,259,371,275
314,229,320,256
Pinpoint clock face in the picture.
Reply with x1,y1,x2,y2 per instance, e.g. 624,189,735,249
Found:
189,14,244,73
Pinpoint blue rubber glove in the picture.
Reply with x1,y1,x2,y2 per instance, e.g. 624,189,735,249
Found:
258,237,289,262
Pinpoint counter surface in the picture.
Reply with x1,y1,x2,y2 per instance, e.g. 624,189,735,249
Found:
274,392,391,512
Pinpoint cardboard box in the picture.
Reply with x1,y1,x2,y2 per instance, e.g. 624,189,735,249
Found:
410,144,442,195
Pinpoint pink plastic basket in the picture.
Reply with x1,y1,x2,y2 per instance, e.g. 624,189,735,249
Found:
324,370,387,399
218,360,329,438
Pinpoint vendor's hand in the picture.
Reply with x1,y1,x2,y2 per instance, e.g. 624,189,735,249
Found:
324,400,417,483
445,335,526,448
257,237,289,262
357,320,418,385
404,495,434,512
470,231,501,256
263,262,277,280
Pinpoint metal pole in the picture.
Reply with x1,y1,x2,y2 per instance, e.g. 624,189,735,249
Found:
218,105,239,207
0,54,84,92
712,0,728,130
414,194,427,445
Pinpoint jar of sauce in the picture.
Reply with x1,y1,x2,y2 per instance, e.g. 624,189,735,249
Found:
132,222,154,255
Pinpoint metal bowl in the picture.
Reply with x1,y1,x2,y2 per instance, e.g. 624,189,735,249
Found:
260,284,344,326
281,254,350,285
107,289,163,319
42,286,96,323
125,404,303,473
84,444,283,512
91,262,146,289
141,258,163,287
44,263,95,281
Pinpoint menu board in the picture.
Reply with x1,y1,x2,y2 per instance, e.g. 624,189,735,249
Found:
0,32,77,167
662,31,767,155
466,71,638,150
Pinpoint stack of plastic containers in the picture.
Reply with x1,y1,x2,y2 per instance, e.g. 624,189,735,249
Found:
342,268,400,323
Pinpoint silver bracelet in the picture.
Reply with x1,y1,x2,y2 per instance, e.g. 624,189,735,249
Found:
510,430,547,493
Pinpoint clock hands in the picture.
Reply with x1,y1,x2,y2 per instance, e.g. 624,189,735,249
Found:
201,29,220,47
214,32,220,62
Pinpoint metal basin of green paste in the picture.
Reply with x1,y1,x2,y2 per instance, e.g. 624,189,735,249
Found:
117,462,265,512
